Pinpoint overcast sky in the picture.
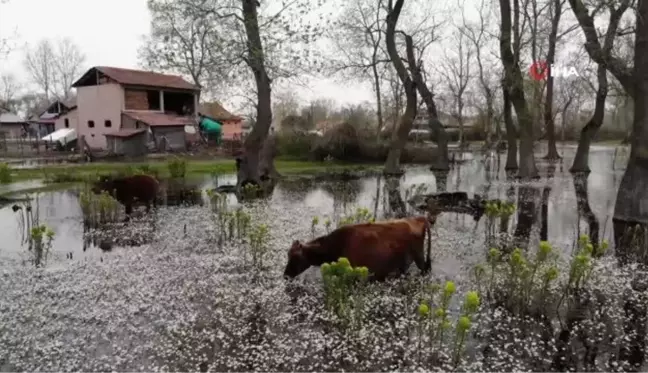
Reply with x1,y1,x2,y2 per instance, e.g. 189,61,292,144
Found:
0,0,375,112
0,0,609,116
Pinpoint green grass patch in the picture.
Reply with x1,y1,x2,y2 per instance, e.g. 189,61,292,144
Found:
10,159,381,183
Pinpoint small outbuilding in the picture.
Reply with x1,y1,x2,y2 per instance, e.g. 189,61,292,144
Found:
105,129,148,157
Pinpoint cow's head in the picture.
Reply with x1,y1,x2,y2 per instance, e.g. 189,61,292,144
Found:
284,240,313,279
91,175,113,195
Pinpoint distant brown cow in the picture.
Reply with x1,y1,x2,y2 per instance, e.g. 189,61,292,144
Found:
92,174,160,220
283,215,437,282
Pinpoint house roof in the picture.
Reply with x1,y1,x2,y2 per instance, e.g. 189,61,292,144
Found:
72,66,199,91
105,128,147,138
199,101,243,121
37,97,77,119
0,112,24,123
122,111,196,127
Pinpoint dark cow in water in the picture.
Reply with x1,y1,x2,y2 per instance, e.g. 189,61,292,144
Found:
92,174,160,219
408,191,489,222
283,215,437,282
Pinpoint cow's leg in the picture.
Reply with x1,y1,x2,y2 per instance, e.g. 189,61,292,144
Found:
123,203,133,222
410,241,428,275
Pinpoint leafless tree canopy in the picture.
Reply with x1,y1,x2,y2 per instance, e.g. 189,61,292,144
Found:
23,38,85,101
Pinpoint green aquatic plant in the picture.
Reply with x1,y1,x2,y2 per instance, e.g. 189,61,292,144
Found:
207,191,253,246
415,281,481,366
321,257,369,329
473,236,608,320
78,186,121,226
324,218,332,233
167,156,187,179
311,216,319,238
337,206,374,227
248,223,270,269
0,162,12,184
240,183,263,199
29,224,55,267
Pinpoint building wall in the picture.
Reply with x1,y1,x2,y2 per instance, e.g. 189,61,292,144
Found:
121,113,137,129
0,124,24,138
124,89,150,110
221,119,243,140
77,83,124,149
106,133,147,157
55,110,78,131
151,126,186,151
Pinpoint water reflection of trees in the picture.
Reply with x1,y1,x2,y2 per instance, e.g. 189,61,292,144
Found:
540,162,556,241
572,172,600,248
321,179,362,211
383,176,407,218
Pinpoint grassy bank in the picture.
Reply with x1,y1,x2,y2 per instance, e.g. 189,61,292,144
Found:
9,159,381,183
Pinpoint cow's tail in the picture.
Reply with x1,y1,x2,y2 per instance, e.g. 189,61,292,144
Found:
424,219,432,273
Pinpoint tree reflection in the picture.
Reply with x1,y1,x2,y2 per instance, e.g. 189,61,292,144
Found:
572,172,600,249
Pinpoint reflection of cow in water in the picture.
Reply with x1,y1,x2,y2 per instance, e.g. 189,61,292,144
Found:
284,215,439,282
408,192,491,222
92,174,160,220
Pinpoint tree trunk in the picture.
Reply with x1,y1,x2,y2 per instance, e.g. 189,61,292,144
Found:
572,173,600,249
613,3,648,369
406,37,450,170
570,63,608,172
236,0,274,190
503,84,518,170
568,0,634,98
500,0,537,179
544,71,561,159
384,0,417,176
373,57,384,137
385,176,407,218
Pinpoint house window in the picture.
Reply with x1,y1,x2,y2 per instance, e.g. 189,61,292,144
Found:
105,120,112,128
64,118,69,128
88,120,95,128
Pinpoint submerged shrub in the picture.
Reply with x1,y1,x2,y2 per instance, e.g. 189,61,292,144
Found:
0,162,11,184
312,122,361,161
167,156,187,179
29,224,55,267
321,257,369,328
79,187,121,226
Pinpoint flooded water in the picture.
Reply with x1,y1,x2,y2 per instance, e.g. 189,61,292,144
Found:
0,144,625,267
0,144,638,372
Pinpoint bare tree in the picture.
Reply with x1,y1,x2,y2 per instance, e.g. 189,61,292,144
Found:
438,29,473,148
499,0,538,178
301,98,335,128
568,0,634,98
174,0,326,189
24,38,85,101
139,0,230,100
612,2,648,370
24,39,56,101
459,0,499,148
542,0,576,159
407,34,450,170
381,64,405,134
331,0,388,135
570,0,630,172
272,88,301,130
0,74,19,111
383,0,417,175
53,38,85,100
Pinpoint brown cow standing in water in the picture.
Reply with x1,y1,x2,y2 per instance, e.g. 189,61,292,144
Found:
92,174,160,220
283,214,439,282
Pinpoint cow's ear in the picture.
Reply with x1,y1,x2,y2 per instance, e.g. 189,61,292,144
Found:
290,240,302,253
